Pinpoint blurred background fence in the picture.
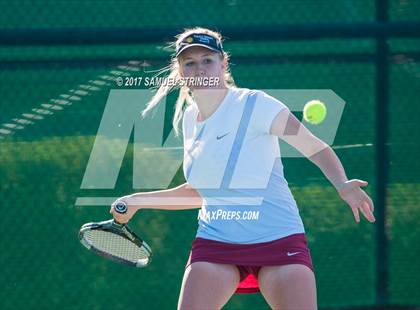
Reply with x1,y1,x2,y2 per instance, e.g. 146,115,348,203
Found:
0,0,419,309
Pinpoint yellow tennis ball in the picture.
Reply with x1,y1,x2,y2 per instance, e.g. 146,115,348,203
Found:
303,100,327,125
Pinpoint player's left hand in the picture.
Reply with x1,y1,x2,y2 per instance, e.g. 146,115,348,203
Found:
336,179,375,223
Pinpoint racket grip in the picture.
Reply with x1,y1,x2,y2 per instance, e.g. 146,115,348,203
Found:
114,201,128,214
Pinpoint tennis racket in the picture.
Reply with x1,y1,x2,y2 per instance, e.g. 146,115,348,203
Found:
79,201,152,267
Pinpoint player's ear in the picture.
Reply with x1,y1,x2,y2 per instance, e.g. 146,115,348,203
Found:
221,56,227,71
178,62,185,78
178,57,184,77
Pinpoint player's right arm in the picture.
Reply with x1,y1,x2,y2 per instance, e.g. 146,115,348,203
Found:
125,182,203,210
110,183,202,223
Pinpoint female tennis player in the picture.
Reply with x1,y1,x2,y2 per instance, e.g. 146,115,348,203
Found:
110,27,375,310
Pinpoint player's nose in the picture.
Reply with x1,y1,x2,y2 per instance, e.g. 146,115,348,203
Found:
196,68,206,77
195,63,207,76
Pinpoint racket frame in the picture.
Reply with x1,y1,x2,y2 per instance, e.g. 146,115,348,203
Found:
79,219,152,268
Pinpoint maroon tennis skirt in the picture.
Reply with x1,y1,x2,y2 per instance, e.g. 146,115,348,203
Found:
185,233,314,294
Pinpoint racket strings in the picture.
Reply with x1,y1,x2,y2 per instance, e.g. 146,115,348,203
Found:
84,229,149,264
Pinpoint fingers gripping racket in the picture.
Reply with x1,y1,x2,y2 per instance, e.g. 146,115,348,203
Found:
79,202,152,267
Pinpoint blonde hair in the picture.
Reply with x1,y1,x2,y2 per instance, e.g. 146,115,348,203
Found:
141,27,236,136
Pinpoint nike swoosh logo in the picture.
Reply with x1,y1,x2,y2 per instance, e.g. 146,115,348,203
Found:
216,132,230,140
287,251,301,256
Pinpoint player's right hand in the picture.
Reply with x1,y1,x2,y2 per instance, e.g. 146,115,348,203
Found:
109,197,137,224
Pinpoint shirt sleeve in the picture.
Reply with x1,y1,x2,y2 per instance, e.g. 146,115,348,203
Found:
251,90,288,135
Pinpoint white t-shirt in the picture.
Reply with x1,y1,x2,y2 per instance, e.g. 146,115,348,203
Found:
182,87,305,244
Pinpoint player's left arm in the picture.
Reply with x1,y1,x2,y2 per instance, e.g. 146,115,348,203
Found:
269,109,375,223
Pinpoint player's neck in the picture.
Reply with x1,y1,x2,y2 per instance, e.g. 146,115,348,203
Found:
193,87,229,122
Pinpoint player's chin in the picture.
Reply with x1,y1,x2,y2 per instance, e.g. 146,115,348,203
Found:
189,84,222,92
190,85,212,91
